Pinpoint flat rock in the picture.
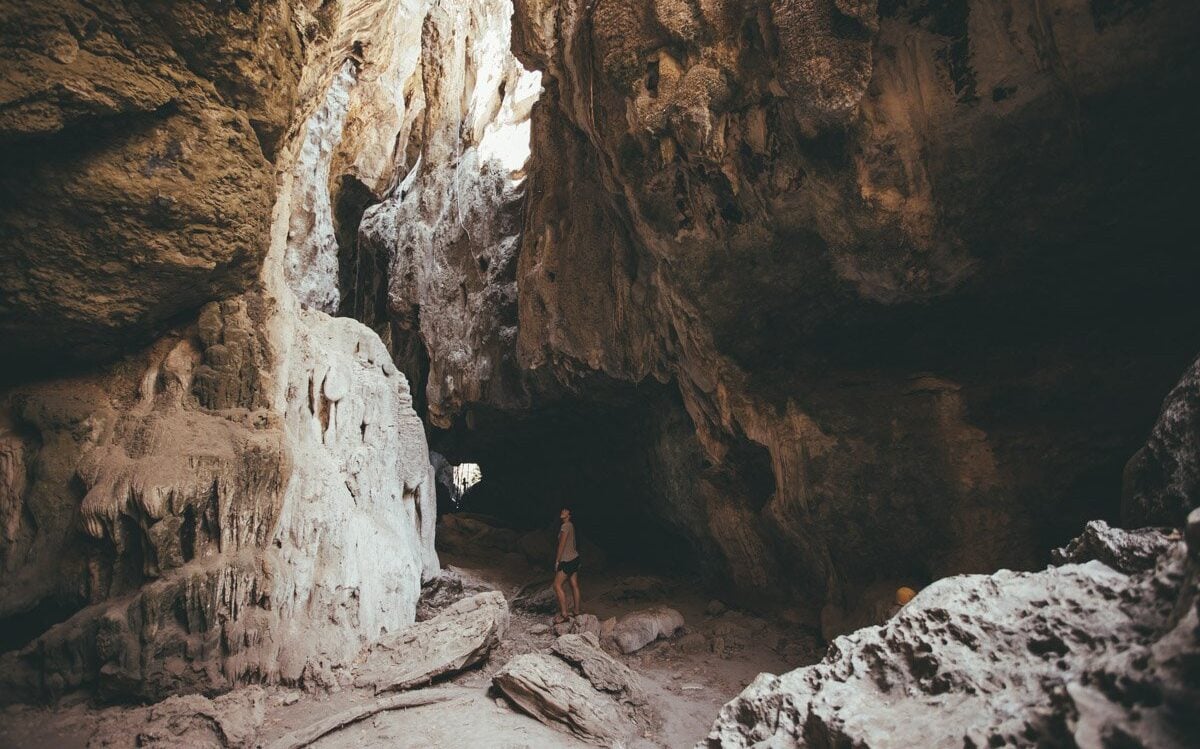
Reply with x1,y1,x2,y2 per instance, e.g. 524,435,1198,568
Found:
613,607,684,654
355,591,508,693
493,653,625,745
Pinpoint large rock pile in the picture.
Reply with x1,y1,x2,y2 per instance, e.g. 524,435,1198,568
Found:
705,362,1200,747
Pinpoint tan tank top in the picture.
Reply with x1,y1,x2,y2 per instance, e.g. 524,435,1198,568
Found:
560,521,578,562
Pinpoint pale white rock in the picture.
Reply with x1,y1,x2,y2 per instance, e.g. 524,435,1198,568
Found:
285,60,359,313
359,0,541,426
701,527,1197,749
0,18,441,697
613,607,685,654
493,653,624,745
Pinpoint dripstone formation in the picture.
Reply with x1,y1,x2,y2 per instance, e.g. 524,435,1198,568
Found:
1,0,441,701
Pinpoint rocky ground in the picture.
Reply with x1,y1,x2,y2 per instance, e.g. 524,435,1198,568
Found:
0,515,818,748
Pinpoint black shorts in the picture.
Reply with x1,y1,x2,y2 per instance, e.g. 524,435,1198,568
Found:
557,557,580,575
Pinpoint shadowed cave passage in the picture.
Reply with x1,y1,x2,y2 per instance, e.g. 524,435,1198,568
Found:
430,383,711,579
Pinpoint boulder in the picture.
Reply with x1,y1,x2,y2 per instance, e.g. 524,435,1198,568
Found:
551,633,647,706
493,653,625,744
1124,353,1200,526
88,686,265,748
354,592,508,693
613,607,684,654
702,524,1197,748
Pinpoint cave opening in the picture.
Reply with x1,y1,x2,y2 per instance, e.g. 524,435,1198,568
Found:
429,382,705,584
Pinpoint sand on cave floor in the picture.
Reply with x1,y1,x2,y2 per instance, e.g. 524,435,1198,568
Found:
0,549,822,749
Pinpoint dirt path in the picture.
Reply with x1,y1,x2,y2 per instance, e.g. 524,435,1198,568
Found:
0,549,820,748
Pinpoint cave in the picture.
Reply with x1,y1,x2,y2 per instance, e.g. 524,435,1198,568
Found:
1,0,1199,747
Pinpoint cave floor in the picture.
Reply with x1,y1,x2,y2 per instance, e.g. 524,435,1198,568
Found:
0,548,818,748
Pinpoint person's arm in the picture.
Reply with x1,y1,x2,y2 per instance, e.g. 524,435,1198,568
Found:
555,527,567,569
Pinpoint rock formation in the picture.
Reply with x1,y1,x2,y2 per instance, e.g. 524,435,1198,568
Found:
494,631,653,744
0,0,284,369
704,355,1200,747
0,0,440,702
484,0,1200,616
354,591,509,693
357,0,541,426
2,1,1198,740
612,606,685,654
1124,353,1200,528
495,652,627,744
703,515,1200,748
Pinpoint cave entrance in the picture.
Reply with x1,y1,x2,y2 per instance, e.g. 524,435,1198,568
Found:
452,462,482,497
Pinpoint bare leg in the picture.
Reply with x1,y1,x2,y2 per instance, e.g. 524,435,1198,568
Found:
553,570,569,620
569,573,581,616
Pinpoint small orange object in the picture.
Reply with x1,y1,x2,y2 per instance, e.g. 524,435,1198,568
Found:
896,586,917,605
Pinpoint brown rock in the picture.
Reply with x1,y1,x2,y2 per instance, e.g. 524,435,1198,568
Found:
0,0,292,368
88,686,265,748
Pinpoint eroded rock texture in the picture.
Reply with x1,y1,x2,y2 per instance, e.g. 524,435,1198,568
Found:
433,0,1200,617
354,590,508,693
357,0,541,426
0,292,437,701
1125,353,1200,528
0,0,441,702
0,0,291,368
703,374,1200,748
704,515,1200,748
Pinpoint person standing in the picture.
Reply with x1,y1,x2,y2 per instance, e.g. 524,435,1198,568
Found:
553,507,581,623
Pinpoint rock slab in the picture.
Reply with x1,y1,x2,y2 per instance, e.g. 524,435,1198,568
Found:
552,632,647,706
355,591,508,693
493,653,624,745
